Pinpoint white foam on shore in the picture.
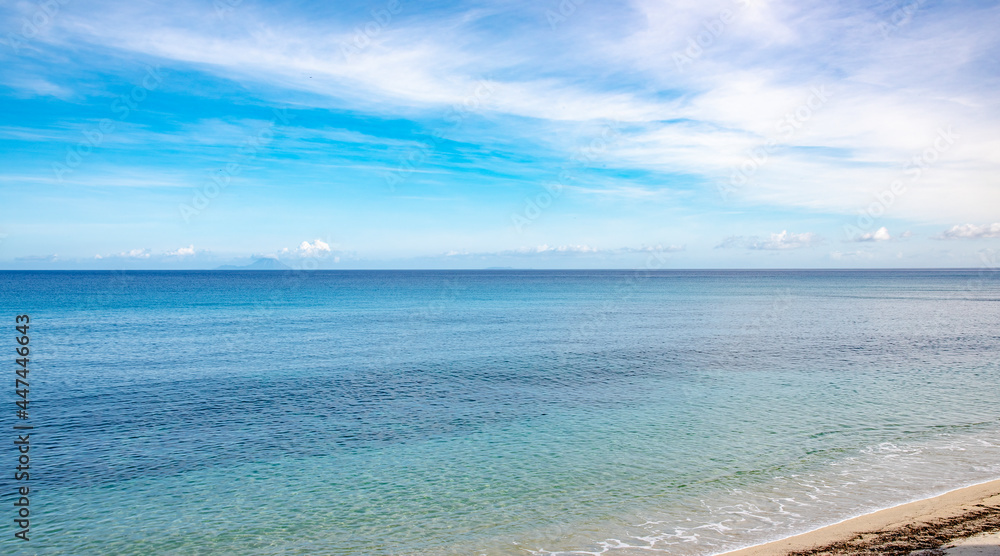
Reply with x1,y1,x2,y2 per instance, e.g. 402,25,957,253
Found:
525,426,1000,556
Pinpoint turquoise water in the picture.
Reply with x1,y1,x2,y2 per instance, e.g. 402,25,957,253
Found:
1,270,999,554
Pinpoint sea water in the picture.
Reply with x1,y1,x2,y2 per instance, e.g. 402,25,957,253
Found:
1,270,998,555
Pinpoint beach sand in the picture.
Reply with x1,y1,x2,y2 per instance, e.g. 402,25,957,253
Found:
719,479,1000,556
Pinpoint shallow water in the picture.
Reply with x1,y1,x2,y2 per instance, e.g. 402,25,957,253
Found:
1,269,998,554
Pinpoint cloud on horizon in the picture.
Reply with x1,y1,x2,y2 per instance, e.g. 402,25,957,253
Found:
937,223,1000,240
717,230,819,250
442,243,685,258
851,226,892,242
95,248,151,259
165,244,196,256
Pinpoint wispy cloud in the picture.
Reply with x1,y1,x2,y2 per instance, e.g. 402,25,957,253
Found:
95,248,151,259
444,244,598,257
717,230,819,250
2,0,999,268
14,254,59,262
620,244,685,253
445,244,683,257
937,223,1000,240
830,250,874,260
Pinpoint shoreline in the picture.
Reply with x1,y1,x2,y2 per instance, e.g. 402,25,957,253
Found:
717,479,1000,555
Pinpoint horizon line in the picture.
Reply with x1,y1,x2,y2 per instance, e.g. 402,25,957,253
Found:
1,267,996,272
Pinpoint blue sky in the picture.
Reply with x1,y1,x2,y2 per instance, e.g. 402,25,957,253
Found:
1,0,999,269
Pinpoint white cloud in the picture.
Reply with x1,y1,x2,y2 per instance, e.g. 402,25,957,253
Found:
717,230,818,250
94,249,150,259
937,223,1000,239
853,226,891,242
46,5,665,123
513,244,599,254
444,244,682,257
263,241,333,259
297,239,332,257
620,244,685,253
21,0,1000,227
166,244,196,256
583,2,1000,223
15,254,59,262
830,250,874,260
4,76,75,100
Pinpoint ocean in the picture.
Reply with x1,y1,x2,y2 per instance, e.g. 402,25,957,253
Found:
1,269,999,555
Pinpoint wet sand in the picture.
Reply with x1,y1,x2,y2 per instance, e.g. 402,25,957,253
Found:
718,479,1000,555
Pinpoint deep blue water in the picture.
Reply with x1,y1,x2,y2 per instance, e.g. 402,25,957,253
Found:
1,270,999,554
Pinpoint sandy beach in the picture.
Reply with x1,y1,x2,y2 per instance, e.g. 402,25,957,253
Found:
720,479,1000,555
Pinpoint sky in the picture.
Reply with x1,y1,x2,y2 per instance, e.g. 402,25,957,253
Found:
0,0,999,269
